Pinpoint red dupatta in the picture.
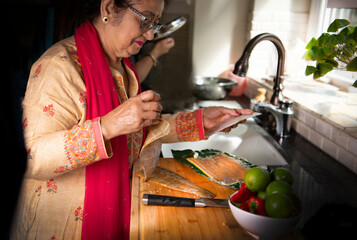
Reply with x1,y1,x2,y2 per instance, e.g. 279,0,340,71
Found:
74,21,142,240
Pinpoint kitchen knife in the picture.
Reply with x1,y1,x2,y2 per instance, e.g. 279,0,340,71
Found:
142,194,229,207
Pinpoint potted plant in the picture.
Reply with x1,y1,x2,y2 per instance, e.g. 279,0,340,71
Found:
303,19,357,87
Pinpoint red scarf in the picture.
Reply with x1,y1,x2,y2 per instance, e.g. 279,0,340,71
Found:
74,21,142,240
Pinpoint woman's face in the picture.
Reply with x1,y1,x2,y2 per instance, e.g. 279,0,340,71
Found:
100,0,164,59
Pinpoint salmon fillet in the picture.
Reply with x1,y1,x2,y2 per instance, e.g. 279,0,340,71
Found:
186,153,250,185
137,166,215,198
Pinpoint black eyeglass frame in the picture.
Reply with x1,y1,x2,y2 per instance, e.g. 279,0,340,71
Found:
121,1,162,34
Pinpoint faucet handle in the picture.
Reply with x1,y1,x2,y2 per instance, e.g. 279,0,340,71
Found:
278,99,293,110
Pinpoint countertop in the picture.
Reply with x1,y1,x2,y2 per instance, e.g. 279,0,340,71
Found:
130,158,302,240
227,95,357,239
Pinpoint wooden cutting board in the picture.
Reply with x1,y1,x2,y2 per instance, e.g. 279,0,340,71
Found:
130,158,254,239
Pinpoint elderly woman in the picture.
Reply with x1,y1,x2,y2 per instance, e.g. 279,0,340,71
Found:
11,0,252,239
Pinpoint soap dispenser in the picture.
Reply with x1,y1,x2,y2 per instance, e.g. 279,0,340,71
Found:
250,88,267,109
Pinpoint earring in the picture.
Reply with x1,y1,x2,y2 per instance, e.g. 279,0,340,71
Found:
103,16,109,23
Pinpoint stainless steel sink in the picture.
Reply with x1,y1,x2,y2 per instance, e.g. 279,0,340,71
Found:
161,101,288,166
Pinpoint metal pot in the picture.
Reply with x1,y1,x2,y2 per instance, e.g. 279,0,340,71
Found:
193,76,238,100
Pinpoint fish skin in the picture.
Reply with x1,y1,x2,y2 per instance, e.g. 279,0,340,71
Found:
186,153,249,185
137,166,215,199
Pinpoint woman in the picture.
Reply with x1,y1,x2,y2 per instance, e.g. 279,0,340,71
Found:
11,0,253,239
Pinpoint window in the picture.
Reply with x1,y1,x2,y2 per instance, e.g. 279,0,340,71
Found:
307,0,357,92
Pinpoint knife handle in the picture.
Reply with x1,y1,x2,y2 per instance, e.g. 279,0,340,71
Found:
142,194,195,207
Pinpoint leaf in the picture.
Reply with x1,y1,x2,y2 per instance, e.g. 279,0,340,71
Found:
336,30,348,43
317,62,334,72
303,48,317,61
305,66,317,76
321,48,334,58
305,37,318,49
327,34,339,47
327,19,350,32
312,46,326,59
353,80,357,88
351,27,357,42
318,33,331,47
313,62,334,79
347,57,357,71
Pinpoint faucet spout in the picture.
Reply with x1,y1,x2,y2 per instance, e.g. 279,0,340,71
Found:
233,33,285,106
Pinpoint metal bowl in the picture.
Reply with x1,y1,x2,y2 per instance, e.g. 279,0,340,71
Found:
154,16,187,40
193,76,238,100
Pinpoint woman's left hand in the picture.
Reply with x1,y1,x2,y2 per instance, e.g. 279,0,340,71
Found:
202,107,254,134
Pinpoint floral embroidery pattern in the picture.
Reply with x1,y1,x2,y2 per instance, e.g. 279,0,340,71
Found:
35,185,42,196
53,165,71,173
54,120,99,173
49,235,56,240
127,130,143,166
46,179,57,194
79,92,86,108
69,51,84,78
113,76,127,103
59,55,68,61
175,111,200,142
23,117,28,129
74,206,83,221
43,104,55,117
33,64,42,78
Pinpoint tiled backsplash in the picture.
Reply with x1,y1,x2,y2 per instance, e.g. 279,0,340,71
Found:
247,9,310,79
245,78,357,175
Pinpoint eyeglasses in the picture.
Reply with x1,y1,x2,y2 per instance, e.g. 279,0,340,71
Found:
121,1,162,34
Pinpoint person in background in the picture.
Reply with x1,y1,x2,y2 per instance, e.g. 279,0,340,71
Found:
136,37,175,82
219,64,247,96
11,0,253,239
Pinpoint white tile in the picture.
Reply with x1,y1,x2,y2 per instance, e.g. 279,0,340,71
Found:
331,128,349,149
289,13,309,24
252,12,272,21
272,12,290,21
321,137,338,159
315,118,333,139
294,120,309,139
308,128,323,149
337,147,357,172
304,111,316,129
348,137,357,157
294,107,305,122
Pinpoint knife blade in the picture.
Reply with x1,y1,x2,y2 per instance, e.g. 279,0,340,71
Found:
142,194,229,207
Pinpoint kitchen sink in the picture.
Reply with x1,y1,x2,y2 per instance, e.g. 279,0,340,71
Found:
161,101,288,167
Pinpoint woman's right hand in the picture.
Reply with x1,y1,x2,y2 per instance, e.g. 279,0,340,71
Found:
100,90,162,140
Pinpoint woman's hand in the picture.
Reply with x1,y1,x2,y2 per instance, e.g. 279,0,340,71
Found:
150,37,175,58
100,90,162,140
203,107,254,134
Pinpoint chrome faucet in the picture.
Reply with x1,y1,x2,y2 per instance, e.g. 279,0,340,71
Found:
253,100,294,138
233,33,294,137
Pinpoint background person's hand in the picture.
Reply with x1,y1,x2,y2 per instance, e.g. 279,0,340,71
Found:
100,90,162,140
151,37,175,57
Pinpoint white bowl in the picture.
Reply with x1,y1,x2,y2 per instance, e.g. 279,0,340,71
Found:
229,192,300,240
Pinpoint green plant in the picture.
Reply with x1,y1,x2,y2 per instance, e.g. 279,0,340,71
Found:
304,19,357,87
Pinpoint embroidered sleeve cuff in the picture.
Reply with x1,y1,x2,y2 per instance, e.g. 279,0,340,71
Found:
93,117,113,159
175,110,206,142
195,109,206,140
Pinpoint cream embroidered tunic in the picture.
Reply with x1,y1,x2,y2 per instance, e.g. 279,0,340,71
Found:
11,37,204,240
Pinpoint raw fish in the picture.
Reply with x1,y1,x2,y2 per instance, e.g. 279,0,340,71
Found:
137,166,215,198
